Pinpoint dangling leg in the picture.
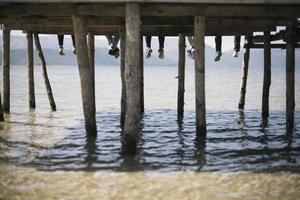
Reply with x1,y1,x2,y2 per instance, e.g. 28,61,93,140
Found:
145,36,152,58
57,35,65,55
158,36,165,59
215,36,222,62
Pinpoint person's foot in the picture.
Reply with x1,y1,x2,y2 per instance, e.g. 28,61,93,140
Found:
146,47,152,59
187,47,195,60
233,51,238,58
72,47,76,55
158,49,164,59
114,47,120,59
214,51,222,62
58,47,65,55
108,48,115,56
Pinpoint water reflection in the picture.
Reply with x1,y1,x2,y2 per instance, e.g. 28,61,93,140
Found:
0,110,299,172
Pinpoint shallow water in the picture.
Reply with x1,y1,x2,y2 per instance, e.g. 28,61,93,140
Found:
0,64,299,199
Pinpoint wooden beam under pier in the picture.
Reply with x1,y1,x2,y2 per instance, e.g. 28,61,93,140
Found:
238,35,252,110
33,33,56,111
72,15,97,136
286,22,296,131
123,3,142,153
2,25,10,113
27,31,36,109
120,28,126,127
0,4,300,18
262,31,271,119
194,16,206,135
177,34,185,119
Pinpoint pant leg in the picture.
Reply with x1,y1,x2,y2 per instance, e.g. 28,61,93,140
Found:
234,36,241,52
158,36,165,50
105,35,113,46
71,35,76,47
215,36,222,52
111,34,120,50
58,35,64,47
146,36,151,48
187,36,195,47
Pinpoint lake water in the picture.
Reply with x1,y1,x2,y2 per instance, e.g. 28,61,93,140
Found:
0,64,299,199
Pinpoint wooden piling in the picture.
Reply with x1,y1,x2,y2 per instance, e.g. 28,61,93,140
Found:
0,92,4,121
2,25,10,113
194,16,206,135
87,32,95,96
123,3,141,147
262,31,271,118
120,28,126,127
286,22,296,131
34,33,56,111
238,35,252,110
27,31,36,109
140,35,144,114
72,15,97,135
177,33,185,118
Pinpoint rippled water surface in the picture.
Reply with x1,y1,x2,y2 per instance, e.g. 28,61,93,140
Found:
0,64,299,199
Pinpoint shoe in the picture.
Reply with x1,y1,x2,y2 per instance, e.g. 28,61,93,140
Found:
214,51,222,62
114,47,120,59
108,48,115,56
158,49,164,59
72,47,76,55
146,47,152,59
233,51,238,58
187,47,195,60
58,47,65,55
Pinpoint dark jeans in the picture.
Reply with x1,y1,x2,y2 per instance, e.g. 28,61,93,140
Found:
215,36,222,52
215,36,241,52
57,35,76,47
234,36,241,52
146,36,165,50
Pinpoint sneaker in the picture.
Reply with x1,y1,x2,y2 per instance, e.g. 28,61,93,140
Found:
158,49,164,59
233,51,238,58
114,47,120,59
214,51,222,62
72,47,76,55
146,47,152,59
58,47,65,56
108,48,115,56
187,47,195,60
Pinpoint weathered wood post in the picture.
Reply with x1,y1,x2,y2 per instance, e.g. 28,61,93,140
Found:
72,15,97,135
0,93,4,121
27,31,36,109
34,33,56,111
262,31,271,118
140,35,144,114
123,3,142,150
87,32,95,96
2,25,10,113
177,34,186,118
238,35,252,110
120,28,126,127
285,22,296,131
194,16,206,135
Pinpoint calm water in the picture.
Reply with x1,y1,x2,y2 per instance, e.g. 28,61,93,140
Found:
0,64,299,199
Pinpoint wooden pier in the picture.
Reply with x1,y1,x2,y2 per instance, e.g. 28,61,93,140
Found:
0,0,299,151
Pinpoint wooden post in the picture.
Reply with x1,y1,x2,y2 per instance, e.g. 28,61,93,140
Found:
27,31,36,109
123,3,141,149
286,22,296,131
34,33,56,111
194,16,206,135
87,32,95,96
2,25,10,113
238,35,252,110
140,35,144,114
262,31,271,118
120,28,126,127
72,15,97,135
177,34,185,118
0,93,4,121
